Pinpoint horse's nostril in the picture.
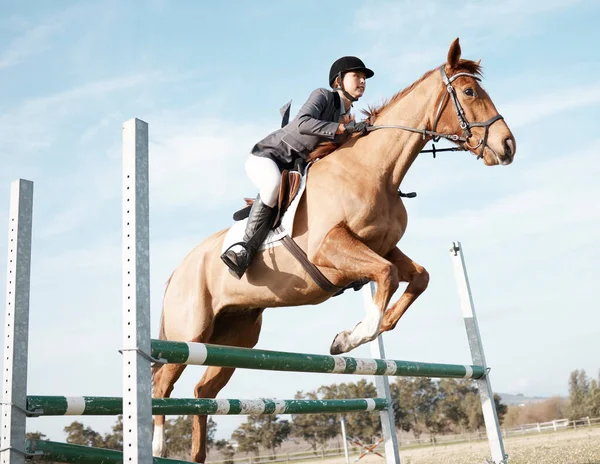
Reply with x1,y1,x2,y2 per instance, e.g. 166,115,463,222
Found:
503,138,515,157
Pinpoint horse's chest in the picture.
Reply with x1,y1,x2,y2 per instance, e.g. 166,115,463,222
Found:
349,199,407,254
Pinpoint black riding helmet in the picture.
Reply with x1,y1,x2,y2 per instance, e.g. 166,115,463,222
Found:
329,56,374,102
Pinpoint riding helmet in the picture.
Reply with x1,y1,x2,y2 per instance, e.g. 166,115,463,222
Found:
329,56,374,87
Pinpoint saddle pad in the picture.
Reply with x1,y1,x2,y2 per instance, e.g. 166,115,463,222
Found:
221,171,308,254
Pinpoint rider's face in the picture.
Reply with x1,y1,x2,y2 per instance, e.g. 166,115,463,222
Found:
342,71,366,99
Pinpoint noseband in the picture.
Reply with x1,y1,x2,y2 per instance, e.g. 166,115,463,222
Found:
367,65,504,159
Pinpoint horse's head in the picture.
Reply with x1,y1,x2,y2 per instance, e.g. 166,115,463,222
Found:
434,38,516,166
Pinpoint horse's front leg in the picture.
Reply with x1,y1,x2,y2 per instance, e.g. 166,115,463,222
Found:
311,224,399,354
379,247,429,333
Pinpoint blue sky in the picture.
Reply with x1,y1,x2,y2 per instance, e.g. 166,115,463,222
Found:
1,0,599,444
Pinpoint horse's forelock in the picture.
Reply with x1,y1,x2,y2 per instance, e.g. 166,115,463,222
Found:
449,58,483,78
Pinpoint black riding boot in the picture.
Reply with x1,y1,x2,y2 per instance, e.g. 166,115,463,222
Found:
221,196,276,278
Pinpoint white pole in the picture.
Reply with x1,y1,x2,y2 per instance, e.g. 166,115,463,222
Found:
340,417,350,464
450,241,507,464
1,179,33,464
122,119,152,463
364,283,401,464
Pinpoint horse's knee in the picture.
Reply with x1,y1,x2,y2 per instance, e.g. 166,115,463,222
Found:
413,267,429,293
384,263,400,293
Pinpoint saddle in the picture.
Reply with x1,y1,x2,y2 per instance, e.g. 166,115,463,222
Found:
232,168,303,228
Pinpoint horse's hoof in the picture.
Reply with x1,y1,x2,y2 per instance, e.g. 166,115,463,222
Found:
330,331,351,355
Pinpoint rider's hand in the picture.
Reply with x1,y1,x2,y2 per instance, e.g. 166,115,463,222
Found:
344,120,371,135
340,114,354,125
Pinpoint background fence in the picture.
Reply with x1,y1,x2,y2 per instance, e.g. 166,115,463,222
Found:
204,416,600,464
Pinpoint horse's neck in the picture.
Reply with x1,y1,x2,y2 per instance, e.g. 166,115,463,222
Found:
358,74,440,190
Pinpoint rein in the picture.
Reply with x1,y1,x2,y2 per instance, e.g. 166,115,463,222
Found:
366,65,504,159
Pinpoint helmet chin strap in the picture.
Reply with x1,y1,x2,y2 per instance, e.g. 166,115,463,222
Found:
336,72,359,103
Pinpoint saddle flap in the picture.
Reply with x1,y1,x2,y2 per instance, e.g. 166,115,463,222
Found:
233,170,304,225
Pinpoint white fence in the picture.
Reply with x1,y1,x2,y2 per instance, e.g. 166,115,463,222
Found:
206,416,600,464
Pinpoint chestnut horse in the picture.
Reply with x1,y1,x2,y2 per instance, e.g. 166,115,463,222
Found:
152,38,516,462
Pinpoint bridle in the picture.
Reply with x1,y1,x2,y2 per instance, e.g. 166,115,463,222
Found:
367,65,504,160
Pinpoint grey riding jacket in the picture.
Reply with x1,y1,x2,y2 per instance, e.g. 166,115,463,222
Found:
251,88,347,167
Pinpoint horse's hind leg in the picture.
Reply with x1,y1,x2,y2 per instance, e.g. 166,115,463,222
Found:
152,363,187,457
379,246,429,332
152,289,215,458
191,308,263,463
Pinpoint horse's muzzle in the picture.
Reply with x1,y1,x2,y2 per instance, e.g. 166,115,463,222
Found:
499,137,516,165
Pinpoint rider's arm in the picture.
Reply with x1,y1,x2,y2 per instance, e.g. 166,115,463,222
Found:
296,88,344,139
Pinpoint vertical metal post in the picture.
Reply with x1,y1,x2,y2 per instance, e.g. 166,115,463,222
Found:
1,179,33,464
340,416,350,464
122,119,152,463
450,241,507,464
364,283,400,464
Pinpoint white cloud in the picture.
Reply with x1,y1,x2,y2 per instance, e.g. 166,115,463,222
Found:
409,139,599,246
355,0,590,84
0,73,164,158
0,16,62,69
148,116,273,212
0,3,97,70
501,82,600,129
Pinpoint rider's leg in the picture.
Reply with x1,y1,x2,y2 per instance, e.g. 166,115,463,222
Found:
220,155,280,278
244,154,281,209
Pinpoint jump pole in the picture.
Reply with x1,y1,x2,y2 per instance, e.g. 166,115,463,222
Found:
364,283,401,464
122,118,153,463
1,180,33,464
450,241,507,464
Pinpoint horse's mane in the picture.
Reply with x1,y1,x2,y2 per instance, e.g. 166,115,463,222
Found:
307,59,483,162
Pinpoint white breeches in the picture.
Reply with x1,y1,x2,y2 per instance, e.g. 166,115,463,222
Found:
245,154,282,208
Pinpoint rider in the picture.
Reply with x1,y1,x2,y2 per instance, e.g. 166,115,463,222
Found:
220,56,374,278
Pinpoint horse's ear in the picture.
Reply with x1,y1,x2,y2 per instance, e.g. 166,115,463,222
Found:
476,59,482,66
447,38,461,70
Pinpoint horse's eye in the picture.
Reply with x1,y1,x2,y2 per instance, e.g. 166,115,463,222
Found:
464,88,475,97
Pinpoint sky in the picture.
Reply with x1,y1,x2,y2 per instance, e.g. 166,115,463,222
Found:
1,0,599,446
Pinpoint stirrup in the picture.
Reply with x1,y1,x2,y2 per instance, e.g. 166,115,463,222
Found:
220,241,251,278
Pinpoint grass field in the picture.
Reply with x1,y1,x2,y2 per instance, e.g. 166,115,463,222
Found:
306,427,600,464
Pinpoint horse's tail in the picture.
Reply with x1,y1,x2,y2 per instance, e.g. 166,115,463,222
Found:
151,271,175,387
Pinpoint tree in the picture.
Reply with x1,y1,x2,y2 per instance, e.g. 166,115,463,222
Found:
164,416,193,458
590,372,600,417
569,369,591,419
233,414,290,457
437,379,473,433
319,379,381,441
256,415,291,457
163,416,217,458
291,390,339,452
494,394,508,424
502,396,569,428
232,416,260,455
215,439,236,464
104,415,123,451
390,377,441,439
64,421,104,447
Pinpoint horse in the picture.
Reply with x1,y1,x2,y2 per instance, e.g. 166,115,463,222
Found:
151,38,517,462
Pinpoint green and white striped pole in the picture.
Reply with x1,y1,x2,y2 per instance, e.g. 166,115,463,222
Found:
26,396,387,416
150,339,484,379
24,440,192,464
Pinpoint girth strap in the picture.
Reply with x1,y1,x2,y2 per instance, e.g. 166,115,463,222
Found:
278,231,343,293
